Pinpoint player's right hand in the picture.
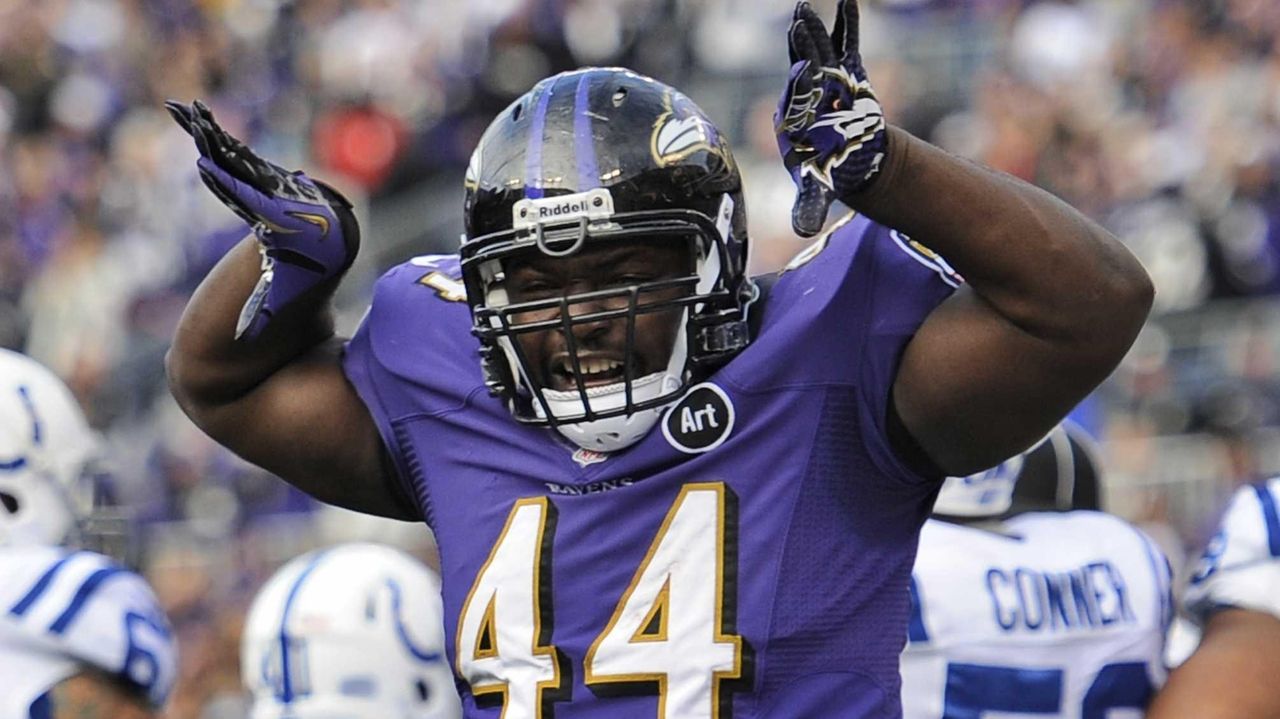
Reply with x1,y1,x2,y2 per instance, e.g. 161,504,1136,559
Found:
166,100,360,340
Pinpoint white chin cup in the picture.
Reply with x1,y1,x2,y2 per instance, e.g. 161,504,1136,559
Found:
534,371,682,452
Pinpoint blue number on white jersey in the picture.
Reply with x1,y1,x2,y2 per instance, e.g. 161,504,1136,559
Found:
902,512,1172,718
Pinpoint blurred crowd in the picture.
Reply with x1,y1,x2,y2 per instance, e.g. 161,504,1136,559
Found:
4,0,1280,715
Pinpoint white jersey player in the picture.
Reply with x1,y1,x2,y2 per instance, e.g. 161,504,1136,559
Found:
1183,476,1280,622
242,542,463,719
0,544,176,717
902,423,1173,718
0,348,177,718
1148,477,1280,718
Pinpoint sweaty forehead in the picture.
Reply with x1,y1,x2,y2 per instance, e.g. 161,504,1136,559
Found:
506,236,688,275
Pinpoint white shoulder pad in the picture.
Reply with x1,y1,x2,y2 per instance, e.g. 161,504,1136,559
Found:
0,546,176,707
1185,478,1280,622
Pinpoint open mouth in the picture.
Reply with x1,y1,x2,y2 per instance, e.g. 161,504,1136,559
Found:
548,355,634,391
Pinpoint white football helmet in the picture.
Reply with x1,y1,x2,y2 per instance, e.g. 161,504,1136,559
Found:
242,542,462,719
0,349,101,547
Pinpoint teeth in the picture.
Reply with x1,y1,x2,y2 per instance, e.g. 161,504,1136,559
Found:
583,358,622,375
564,358,623,376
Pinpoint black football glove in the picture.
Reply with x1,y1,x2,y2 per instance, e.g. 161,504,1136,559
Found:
166,100,359,339
775,0,888,237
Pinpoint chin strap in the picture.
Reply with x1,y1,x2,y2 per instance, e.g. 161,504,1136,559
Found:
537,372,683,453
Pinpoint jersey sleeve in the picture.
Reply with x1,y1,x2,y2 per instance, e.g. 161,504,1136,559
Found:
753,213,960,484
1184,478,1280,623
0,548,177,708
855,223,963,484
343,254,486,524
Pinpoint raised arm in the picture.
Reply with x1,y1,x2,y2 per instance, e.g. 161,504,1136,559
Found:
776,1,1152,474
163,102,414,519
860,126,1150,474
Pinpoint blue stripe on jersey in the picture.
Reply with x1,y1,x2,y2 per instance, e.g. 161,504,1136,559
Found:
573,71,599,190
9,552,77,617
524,80,556,200
387,579,444,663
907,575,929,642
278,550,330,703
49,565,126,634
1253,482,1280,557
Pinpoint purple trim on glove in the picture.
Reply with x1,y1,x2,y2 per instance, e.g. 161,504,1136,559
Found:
167,99,359,339
774,1,888,237
197,160,349,339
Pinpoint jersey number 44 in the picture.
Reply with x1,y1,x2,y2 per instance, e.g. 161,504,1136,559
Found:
455,482,749,718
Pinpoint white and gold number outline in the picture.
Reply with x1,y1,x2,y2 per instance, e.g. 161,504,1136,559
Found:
455,484,750,717
455,497,568,717
583,482,747,718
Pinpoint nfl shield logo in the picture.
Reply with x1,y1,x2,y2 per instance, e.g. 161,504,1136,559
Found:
572,448,610,467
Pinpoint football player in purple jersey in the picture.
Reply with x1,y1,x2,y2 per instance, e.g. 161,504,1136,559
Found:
164,1,1151,716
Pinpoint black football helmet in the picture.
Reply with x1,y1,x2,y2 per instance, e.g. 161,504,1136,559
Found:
1009,420,1103,514
460,67,755,451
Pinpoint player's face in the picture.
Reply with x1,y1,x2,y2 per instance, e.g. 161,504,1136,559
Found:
504,238,691,392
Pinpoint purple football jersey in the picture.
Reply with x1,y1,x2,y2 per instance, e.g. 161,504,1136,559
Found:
343,214,958,718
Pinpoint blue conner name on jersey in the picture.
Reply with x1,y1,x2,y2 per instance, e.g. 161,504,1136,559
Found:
986,560,1136,632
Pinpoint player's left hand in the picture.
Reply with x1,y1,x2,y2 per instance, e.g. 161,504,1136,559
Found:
166,100,359,340
775,0,887,237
